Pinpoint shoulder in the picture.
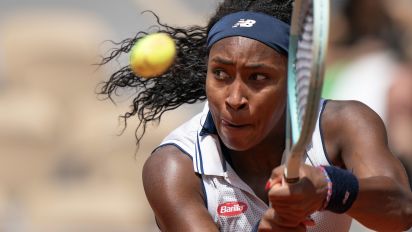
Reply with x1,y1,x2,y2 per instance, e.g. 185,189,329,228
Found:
143,145,198,190
320,101,412,201
322,99,385,134
320,100,388,167
160,109,206,152
323,99,378,117
143,145,209,230
146,105,209,186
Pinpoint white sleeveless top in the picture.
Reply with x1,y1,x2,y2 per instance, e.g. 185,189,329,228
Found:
159,100,352,232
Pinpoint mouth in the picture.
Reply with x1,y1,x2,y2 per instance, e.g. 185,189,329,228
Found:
221,119,249,128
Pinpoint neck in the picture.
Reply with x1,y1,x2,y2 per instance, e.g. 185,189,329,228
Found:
222,112,286,204
228,111,286,175
228,132,285,177
226,126,285,205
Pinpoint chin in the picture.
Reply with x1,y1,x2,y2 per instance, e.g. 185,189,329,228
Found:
221,137,253,151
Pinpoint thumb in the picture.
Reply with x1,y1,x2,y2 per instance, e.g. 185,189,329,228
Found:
265,165,285,191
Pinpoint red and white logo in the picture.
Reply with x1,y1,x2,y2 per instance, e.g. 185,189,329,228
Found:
217,202,248,217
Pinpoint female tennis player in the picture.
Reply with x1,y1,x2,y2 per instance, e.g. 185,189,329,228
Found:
100,0,412,231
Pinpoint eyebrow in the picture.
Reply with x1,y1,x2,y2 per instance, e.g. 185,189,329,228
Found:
210,56,279,70
210,56,234,65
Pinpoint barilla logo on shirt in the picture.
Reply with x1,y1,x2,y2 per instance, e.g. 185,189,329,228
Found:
217,202,248,217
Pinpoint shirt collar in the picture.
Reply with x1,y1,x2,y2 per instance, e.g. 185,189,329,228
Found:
199,111,217,136
195,103,227,176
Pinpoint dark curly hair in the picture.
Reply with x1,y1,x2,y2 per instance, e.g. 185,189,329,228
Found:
98,0,293,146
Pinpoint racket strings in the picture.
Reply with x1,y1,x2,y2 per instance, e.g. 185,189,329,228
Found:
295,5,314,130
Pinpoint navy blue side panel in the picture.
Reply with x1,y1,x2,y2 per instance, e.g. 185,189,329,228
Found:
196,133,205,174
198,174,208,208
319,99,333,165
200,111,217,136
153,143,193,160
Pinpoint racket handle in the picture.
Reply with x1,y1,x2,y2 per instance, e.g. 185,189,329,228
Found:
284,151,302,183
284,172,300,184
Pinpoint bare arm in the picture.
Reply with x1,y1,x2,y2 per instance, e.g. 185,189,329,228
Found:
386,75,412,187
325,100,412,231
142,145,219,232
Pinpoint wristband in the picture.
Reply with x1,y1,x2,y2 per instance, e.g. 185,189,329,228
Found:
318,166,332,211
322,166,359,214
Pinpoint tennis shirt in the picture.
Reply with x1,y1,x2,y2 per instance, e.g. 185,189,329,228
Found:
158,100,352,232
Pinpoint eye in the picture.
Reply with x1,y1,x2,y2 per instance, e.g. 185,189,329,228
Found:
250,73,268,81
213,69,230,80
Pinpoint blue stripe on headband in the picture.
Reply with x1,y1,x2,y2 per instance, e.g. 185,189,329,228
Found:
207,11,290,54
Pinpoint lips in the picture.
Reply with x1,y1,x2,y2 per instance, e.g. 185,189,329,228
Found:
221,119,249,128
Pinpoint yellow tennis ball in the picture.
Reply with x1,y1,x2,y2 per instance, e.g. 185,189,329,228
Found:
129,33,176,78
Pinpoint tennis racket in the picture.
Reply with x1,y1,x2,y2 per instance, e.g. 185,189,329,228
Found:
283,0,330,183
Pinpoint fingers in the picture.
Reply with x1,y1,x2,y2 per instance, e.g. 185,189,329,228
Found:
269,165,285,184
265,165,321,228
274,213,301,228
267,165,326,205
301,218,316,227
267,166,308,198
266,183,311,227
258,208,308,232
258,207,276,231
268,180,307,203
273,213,316,228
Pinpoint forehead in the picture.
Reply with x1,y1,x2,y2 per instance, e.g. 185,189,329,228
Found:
209,36,286,64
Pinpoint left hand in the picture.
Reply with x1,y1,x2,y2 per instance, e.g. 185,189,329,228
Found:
257,207,308,232
267,164,328,228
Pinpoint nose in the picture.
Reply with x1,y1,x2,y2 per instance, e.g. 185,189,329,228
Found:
225,80,248,111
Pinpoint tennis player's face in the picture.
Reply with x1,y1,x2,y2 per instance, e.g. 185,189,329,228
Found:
206,36,287,151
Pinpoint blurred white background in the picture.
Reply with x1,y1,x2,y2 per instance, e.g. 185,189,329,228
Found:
0,1,217,231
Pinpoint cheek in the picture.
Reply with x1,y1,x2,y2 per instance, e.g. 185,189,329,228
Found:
205,74,212,99
255,86,287,132
205,74,224,107
205,76,220,118
262,99,285,128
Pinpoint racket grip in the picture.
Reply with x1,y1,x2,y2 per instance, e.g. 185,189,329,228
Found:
284,174,300,184
284,152,302,183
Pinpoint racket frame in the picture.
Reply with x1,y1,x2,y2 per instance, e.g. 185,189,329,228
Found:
284,0,330,183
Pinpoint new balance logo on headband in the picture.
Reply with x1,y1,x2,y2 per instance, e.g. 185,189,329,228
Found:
232,19,256,28
207,11,289,54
